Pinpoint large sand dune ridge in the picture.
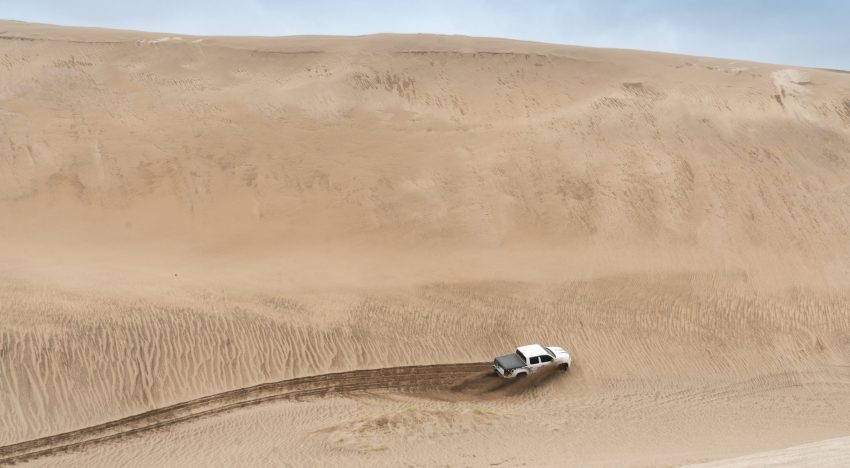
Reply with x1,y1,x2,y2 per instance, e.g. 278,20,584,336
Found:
1,20,850,466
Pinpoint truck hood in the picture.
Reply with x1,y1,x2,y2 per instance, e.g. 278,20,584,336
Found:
547,346,572,361
494,353,525,371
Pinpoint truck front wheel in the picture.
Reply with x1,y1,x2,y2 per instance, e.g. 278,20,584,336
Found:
560,363,569,372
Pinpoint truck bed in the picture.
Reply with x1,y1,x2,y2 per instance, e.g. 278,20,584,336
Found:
494,353,525,370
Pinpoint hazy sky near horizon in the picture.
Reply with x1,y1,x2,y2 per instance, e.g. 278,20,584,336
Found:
3,0,848,69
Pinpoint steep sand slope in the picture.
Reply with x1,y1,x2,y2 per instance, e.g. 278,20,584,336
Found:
1,20,849,466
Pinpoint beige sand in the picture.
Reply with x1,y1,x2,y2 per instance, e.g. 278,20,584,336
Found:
1,19,849,466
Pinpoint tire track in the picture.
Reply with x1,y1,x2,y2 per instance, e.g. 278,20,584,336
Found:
0,362,490,466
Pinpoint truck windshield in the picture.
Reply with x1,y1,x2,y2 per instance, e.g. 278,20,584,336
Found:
516,350,526,362
544,347,555,358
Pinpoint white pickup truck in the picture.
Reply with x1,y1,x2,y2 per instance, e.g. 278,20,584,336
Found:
493,344,572,379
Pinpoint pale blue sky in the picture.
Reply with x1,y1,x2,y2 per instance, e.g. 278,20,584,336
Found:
2,1,848,69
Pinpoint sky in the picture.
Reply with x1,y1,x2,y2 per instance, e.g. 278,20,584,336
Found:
2,0,848,70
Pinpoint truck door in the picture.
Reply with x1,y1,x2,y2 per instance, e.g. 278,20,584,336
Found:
529,356,541,373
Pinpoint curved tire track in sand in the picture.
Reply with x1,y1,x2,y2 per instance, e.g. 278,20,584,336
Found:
0,362,490,465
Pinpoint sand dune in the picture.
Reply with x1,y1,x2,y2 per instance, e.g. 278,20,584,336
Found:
1,20,849,466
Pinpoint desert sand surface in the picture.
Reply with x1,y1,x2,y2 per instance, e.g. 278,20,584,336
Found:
686,436,850,467
1,19,850,467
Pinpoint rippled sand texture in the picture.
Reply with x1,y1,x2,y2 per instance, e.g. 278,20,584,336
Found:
1,20,850,467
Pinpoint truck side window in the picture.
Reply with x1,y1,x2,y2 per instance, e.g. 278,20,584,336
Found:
541,355,553,363
530,356,540,364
